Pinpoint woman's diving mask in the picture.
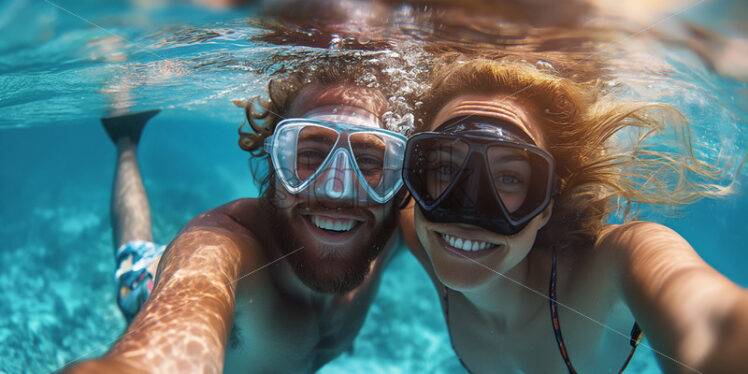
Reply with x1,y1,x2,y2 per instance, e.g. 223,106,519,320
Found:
402,115,559,235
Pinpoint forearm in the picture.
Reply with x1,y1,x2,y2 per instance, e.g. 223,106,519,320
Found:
697,292,748,374
633,268,742,374
609,222,748,373
63,356,144,374
70,230,243,373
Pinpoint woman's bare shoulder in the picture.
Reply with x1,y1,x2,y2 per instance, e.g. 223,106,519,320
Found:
571,222,686,297
598,221,681,244
595,221,693,266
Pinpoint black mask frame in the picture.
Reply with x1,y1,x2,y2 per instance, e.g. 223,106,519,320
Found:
402,115,560,235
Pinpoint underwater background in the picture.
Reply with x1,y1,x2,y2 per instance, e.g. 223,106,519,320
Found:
1,0,746,373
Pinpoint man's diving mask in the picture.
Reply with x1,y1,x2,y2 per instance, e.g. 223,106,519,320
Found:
402,115,559,235
264,106,407,204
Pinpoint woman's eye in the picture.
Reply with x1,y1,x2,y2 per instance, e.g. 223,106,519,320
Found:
437,164,455,175
493,173,526,190
499,175,520,185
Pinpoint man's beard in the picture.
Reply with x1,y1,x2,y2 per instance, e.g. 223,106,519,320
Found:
269,203,397,294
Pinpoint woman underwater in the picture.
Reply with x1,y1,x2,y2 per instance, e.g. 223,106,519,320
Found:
400,58,748,373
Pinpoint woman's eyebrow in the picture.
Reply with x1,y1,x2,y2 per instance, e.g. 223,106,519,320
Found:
490,150,530,162
434,147,467,157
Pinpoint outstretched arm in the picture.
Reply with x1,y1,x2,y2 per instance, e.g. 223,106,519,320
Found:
602,222,748,374
65,210,261,374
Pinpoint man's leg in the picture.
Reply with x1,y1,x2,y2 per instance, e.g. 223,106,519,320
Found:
111,135,153,248
102,110,163,322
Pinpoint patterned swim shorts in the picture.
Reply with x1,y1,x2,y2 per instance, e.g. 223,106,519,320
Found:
115,240,166,322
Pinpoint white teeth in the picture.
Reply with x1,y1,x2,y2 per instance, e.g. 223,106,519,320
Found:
441,233,497,252
311,216,355,232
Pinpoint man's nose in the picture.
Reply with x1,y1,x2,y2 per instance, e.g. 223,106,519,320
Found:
315,150,355,201
327,152,349,195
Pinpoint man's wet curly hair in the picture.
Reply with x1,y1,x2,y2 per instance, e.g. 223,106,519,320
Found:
237,56,395,200
417,57,738,254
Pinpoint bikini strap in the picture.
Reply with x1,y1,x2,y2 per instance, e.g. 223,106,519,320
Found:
549,248,644,374
549,248,578,374
618,322,643,373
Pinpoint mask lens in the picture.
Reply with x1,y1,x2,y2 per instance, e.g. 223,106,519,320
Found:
407,137,469,204
273,123,340,190
349,132,386,189
487,144,551,220
295,125,338,180
272,119,406,203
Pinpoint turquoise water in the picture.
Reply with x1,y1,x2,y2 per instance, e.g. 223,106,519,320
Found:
0,1,746,373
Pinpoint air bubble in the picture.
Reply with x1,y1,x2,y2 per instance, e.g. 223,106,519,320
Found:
536,60,556,72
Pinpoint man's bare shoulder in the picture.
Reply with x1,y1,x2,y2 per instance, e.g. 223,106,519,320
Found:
166,198,273,273
182,198,262,229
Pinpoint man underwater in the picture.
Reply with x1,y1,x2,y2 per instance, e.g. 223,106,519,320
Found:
66,60,409,373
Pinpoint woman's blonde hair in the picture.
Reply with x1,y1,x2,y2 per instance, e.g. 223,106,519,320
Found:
417,57,738,251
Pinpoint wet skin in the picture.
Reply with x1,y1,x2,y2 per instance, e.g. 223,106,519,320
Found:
401,94,748,373
66,84,402,374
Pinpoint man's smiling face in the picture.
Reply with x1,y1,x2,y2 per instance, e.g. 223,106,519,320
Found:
269,83,399,294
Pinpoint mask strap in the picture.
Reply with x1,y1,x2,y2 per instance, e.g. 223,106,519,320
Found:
303,105,382,128
398,191,412,210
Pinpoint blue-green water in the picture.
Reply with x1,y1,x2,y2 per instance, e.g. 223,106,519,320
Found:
0,1,746,373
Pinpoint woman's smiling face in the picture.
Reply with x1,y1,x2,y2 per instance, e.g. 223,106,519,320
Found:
414,94,554,290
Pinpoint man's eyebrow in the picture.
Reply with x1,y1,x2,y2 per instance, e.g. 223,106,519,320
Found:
351,142,386,152
350,134,386,149
300,134,337,144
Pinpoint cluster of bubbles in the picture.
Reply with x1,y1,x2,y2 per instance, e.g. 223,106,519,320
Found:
365,46,430,136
